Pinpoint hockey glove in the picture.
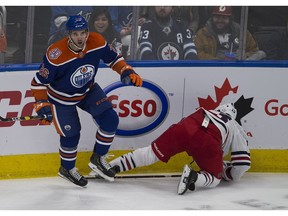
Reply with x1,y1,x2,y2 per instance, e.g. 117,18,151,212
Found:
120,66,142,87
34,100,53,124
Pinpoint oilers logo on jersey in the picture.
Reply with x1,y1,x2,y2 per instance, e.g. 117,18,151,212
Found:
157,42,182,60
70,64,95,88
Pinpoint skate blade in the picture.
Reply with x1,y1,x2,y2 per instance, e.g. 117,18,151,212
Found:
58,172,87,188
88,162,115,182
87,170,104,179
177,164,191,195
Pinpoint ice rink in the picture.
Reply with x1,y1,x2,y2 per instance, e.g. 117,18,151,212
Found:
0,172,288,212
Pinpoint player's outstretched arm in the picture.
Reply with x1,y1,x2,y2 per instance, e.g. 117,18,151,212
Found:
120,65,142,87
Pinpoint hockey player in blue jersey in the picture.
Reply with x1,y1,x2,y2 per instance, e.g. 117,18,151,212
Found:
31,15,142,187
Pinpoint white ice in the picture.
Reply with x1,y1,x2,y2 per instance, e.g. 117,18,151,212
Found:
0,173,287,212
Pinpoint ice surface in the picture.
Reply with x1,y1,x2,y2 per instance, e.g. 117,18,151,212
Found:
0,173,287,213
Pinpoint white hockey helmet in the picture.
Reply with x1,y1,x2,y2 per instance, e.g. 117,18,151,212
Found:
215,103,237,120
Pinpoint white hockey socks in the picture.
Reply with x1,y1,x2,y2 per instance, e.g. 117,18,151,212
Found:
194,170,221,188
109,145,159,172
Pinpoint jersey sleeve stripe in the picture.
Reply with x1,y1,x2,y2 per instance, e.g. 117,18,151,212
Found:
107,54,125,68
139,47,152,58
231,151,251,166
139,41,152,49
31,85,47,90
31,78,48,89
232,162,251,166
231,151,251,156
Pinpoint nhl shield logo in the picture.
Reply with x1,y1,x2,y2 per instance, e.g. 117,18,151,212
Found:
49,48,62,59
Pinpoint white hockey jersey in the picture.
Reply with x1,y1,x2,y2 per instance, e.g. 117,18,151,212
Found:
203,108,251,181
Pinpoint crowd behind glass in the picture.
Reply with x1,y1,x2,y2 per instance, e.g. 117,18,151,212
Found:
0,6,288,64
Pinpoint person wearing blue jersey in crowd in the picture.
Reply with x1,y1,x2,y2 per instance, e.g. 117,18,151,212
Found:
31,15,142,187
138,6,198,60
107,6,147,58
108,6,146,39
48,6,93,45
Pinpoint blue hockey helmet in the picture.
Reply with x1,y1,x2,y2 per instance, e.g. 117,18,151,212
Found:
66,15,88,31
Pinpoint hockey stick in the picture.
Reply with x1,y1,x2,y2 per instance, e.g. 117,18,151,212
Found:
86,173,181,179
0,115,44,122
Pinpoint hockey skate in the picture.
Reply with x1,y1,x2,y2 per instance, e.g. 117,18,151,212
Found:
177,164,198,195
58,166,88,187
88,170,100,178
88,164,120,178
88,153,116,182
112,165,121,173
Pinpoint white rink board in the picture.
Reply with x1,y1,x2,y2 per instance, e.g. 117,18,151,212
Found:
0,66,287,155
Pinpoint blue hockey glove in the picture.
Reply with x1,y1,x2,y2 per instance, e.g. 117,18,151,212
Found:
120,66,142,87
34,100,53,124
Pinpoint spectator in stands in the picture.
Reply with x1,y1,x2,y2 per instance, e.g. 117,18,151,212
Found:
0,9,7,52
0,23,7,52
172,6,200,34
89,8,122,54
195,6,266,60
108,6,147,59
48,6,93,45
138,6,198,60
108,6,147,38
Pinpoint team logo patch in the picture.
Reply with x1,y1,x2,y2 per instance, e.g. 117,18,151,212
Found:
49,48,62,59
70,64,95,88
157,42,182,60
64,125,71,131
39,64,49,79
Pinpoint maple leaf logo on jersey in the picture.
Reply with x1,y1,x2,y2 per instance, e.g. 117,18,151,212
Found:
198,78,254,125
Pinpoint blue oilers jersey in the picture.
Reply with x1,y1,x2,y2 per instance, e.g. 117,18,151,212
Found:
31,32,125,105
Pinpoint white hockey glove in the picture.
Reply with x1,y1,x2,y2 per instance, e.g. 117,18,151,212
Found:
222,160,233,181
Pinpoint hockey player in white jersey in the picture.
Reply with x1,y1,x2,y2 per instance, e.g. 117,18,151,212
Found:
108,103,250,195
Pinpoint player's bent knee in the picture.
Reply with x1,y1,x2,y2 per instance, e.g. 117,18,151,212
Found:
60,133,80,147
96,108,119,132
